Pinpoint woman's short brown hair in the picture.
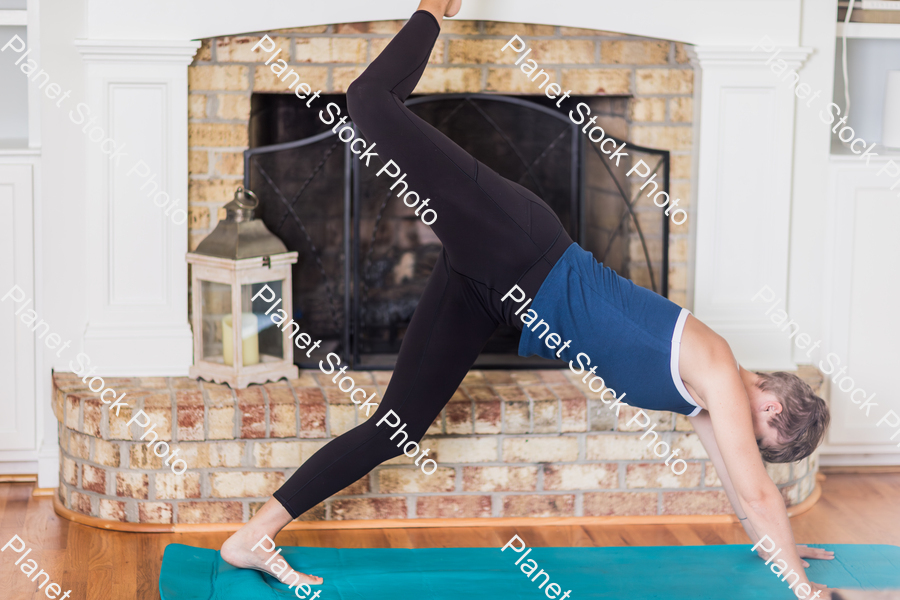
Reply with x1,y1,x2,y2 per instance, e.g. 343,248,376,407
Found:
754,371,830,463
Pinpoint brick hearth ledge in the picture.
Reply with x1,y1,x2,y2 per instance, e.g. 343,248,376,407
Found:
51,367,822,526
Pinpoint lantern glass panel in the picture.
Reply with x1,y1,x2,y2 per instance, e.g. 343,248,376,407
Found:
246,280,285,362
200,280,232,364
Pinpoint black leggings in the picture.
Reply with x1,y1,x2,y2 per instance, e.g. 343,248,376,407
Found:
273,10,573,518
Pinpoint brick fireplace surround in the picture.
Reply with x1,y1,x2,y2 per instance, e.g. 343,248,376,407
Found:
52,19,823,527
52,365,823,525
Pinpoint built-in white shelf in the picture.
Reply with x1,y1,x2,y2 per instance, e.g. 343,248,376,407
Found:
0,139,31,150
0,9,26,25
0,21,29,145
0,148,39,158
861,0,900,10
830,33,900,156
836,21,900,38
830,138,900,158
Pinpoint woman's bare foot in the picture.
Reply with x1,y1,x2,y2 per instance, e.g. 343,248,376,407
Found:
220,498,323,586
417,0,461,26
445,0,462,18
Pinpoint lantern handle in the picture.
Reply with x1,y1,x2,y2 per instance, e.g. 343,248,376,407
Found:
234,186,260,210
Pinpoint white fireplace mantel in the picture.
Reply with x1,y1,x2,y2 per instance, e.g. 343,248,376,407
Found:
84,0,805,47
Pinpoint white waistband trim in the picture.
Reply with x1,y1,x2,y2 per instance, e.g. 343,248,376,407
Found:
671,308,702,417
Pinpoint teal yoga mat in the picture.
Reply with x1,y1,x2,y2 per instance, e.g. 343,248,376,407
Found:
159,543,900,600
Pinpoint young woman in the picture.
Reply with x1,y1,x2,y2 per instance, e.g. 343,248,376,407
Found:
222,0,832,595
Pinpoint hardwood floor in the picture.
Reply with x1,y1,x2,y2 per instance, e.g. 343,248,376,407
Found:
1,474,898,600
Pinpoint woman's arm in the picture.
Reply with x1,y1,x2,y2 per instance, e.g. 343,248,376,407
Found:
689,411,761,543
680,322,825,598
690,410,835,567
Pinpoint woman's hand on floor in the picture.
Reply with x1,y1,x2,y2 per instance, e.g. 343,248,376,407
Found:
809,581,832,599
756,544,835,567
797,545,836,568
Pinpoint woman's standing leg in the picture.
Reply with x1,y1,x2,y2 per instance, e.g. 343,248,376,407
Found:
220,255,498,583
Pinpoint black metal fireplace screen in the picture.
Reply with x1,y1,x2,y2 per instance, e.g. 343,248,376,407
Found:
243,93,670,369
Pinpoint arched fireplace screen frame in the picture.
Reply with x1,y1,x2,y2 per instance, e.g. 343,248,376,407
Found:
243,93,671,369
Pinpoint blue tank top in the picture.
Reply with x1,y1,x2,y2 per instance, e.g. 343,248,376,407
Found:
517,243,701,417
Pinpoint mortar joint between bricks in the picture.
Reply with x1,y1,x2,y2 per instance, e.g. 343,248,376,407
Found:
289,380,302,439
230,389,240,439
75,395,84,433
125,499,138,523
106,466,115,496
528,395,534,432
555,395,562,434
171,388,182,444
261,385,271,438
575,491,584,517
200,470,211,498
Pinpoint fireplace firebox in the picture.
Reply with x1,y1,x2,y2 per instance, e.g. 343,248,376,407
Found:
244,93,670,369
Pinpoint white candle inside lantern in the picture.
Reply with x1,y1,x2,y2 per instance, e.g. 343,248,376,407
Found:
222,312,260,366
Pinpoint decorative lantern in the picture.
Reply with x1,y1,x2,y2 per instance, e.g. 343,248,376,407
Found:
186,187,299,388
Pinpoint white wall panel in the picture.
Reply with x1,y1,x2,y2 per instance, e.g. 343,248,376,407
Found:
710,88,780,306
0,164,36,451
76,41,198,375
109,83,167,306
690,48,811,370
821,162,900,463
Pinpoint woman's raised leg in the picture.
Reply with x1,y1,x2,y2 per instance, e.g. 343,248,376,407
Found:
219,1,481,585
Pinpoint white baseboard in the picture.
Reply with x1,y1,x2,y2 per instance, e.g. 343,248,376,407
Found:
819,452,900,467
37,447,59,488
0,461,39,475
